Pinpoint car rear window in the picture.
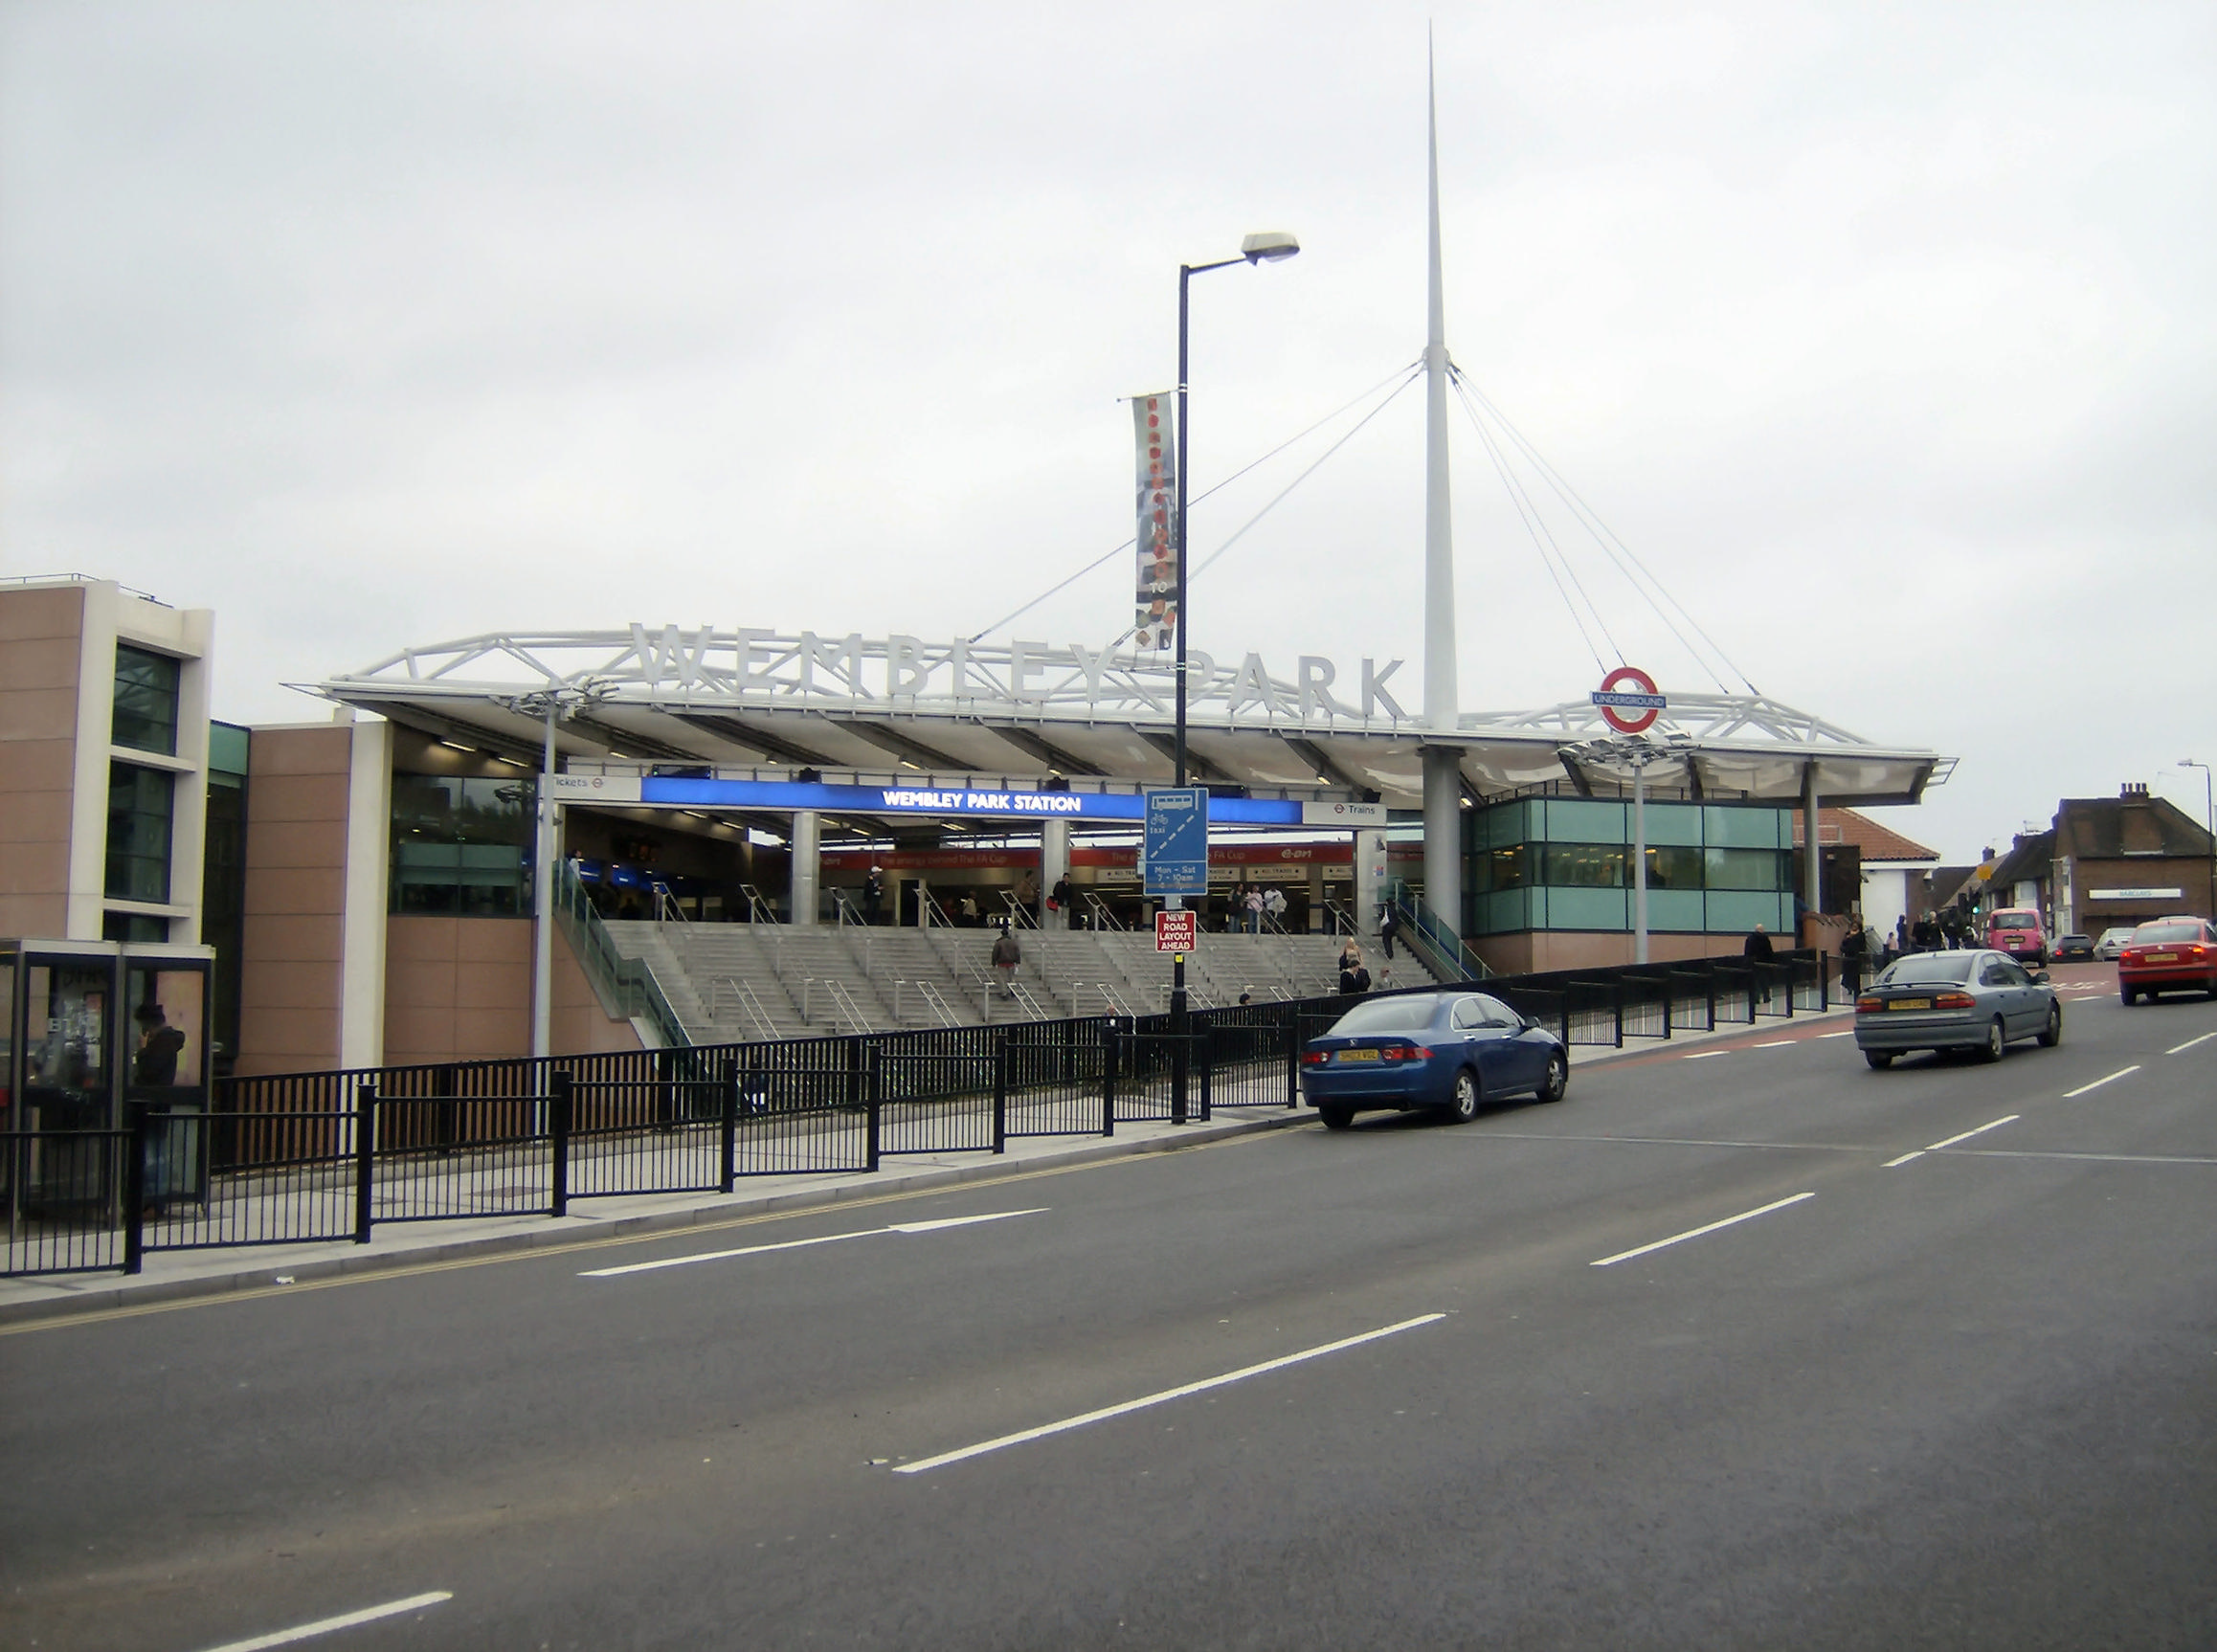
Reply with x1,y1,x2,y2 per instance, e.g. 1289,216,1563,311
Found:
1329,997,1440,1035
2130,923,2203,944
1988,912,2039,929
1876,954,1976,985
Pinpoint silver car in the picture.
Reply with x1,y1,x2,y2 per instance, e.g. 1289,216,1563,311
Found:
1855,949,2061,1068
2094,926,2136,961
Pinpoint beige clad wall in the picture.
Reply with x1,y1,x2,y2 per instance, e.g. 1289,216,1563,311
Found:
383,915,640,1066
0,585,85,937
235,725,354,1076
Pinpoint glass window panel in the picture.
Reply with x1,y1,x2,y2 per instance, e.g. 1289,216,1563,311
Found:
1646,889,1707,931
1485,844,1528,890
112,644,182,755
1704,847,1784,890
1644,845,1705,889
125,966,205,1099
23,960,115,1127
1644,804,1703,847
1543,886,1627,930
105,762,174,904
1707,891,1792,934
1543,799,1627,844
1705,805,1788,848
1544,844,1625,887
1477,888,1528,935
389,772,535,916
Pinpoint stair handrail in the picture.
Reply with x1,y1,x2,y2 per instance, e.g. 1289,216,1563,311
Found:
551,859,690,1046
1389,891,1493,982
913,979,961,1028
1082,891,1124,931
821,975,874,1036
737,883,782,926
711,974,782,1041
997,889,1040,930
918,887,955,930
649,879,689,924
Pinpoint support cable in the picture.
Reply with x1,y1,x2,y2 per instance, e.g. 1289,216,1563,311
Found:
1451,365,1758,695
968,360,1422,645
1449,375,1613,674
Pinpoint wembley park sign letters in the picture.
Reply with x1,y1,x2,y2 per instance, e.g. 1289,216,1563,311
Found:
612,627,1412,726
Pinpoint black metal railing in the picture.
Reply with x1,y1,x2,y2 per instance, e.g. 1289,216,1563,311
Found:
3,949,1830,1278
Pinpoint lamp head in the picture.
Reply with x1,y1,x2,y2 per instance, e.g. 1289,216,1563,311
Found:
1241,231,1300,263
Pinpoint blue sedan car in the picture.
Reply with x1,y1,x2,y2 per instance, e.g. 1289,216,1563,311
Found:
1301,991,1569,1128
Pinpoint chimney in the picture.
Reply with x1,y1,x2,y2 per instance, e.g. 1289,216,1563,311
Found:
2121,782,2150,798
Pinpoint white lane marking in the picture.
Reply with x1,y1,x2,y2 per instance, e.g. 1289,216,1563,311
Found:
1752,1039,1795,1049
1925,1115,2020,1151
583,1209,1048,1277
891,1313,1445,1474
1591,1192,1815,1268
196,1593,453,1652
2167,1031,2217,1056
887,1210,1048,1235
2064,1065,2141,1099
1683,1050,1729,1060
1883,1150,1925,1168
1819,1031,1853,1039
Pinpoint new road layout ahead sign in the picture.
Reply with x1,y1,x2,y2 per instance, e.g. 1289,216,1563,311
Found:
1155,910,1198,953
1143,788,1209,897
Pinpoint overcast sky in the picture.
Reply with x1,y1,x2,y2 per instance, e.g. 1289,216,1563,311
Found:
4,2,2211,862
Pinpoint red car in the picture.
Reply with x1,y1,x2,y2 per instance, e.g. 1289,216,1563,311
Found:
2118,916,2217,1004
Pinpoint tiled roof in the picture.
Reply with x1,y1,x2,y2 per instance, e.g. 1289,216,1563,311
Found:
2055,793,2214,859
1791,807,1940,862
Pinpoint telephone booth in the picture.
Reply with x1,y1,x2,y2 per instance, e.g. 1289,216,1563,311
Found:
1,939,214,1221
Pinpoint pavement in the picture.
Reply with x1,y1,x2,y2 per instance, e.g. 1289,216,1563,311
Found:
0,1000,1850,1325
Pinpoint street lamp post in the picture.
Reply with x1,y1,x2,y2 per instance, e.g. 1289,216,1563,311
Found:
1169,232,1298,1121
1558,734,1690,966
2183,758,2216,921
500,681,609,1061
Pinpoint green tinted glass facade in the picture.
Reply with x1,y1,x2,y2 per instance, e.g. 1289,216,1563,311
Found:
1467,797,1793,935
390,773,535,916
112,644,182,755
104,761,175,904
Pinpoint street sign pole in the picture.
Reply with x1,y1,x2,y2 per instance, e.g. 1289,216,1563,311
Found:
1145,789,1209,1125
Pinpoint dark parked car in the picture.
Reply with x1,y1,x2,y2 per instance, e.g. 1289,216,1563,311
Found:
2118,916,2217,1004
1855,949,2060,1067
2052,932,2094,961
1300,990,1567,1128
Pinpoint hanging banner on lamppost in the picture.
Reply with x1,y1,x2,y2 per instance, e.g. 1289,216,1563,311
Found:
1132,391,1177,649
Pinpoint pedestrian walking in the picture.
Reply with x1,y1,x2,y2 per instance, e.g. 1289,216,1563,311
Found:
1379,902,1399,959
959,893,979,927
1243,884,1265,934
1744,921,1776,1005
1840,917,1868,995
1051,874,1074,929
1338,943,1371,997
1263,886,1287,930
863,864,884,925
990,922,1021,998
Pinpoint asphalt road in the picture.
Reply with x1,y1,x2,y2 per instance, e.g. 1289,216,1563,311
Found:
6,966,2213,1650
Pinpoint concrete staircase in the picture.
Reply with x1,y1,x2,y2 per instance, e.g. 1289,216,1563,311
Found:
598,919,1440,1040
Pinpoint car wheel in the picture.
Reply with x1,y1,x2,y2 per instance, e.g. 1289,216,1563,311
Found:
1318,1105,1354,1130
1445,1068,1480,1124
1865,1050,1893,1069
2036,1003,2062,1048
1538,1051,1569,1104
1979,1016,2005,1062
2120,987,2137,1006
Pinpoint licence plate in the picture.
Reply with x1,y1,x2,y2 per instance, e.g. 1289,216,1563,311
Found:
1336,1049,1379,1062
2145,952,2178,964
1888,997,1933,1011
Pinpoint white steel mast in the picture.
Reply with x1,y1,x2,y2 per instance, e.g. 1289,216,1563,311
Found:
1419,46,1465,951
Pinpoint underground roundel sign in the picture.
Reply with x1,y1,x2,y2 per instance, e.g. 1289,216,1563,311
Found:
1591,665,1665,735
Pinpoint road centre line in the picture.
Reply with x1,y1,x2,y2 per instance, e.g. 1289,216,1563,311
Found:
1683,1050,1729,1060
891,1313,1445,1474
1883,1151,1925,1169
2064,1065,2141,1098
2168,1031,2217,1056
1590,1192,1815,1268
581,1209,1047,1277
1752,1039,1796,1048
1923,1115,2020,1152
1472,1130,1871,1155
1818,1031,1853,1038
195,1592,453,1652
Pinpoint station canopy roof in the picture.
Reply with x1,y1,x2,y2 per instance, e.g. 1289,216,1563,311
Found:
309,628,1953,829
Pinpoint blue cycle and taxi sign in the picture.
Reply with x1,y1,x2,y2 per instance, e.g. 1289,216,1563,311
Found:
1142,788,1209,898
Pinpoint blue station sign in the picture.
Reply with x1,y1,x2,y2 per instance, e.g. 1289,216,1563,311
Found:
605,774,1308,826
